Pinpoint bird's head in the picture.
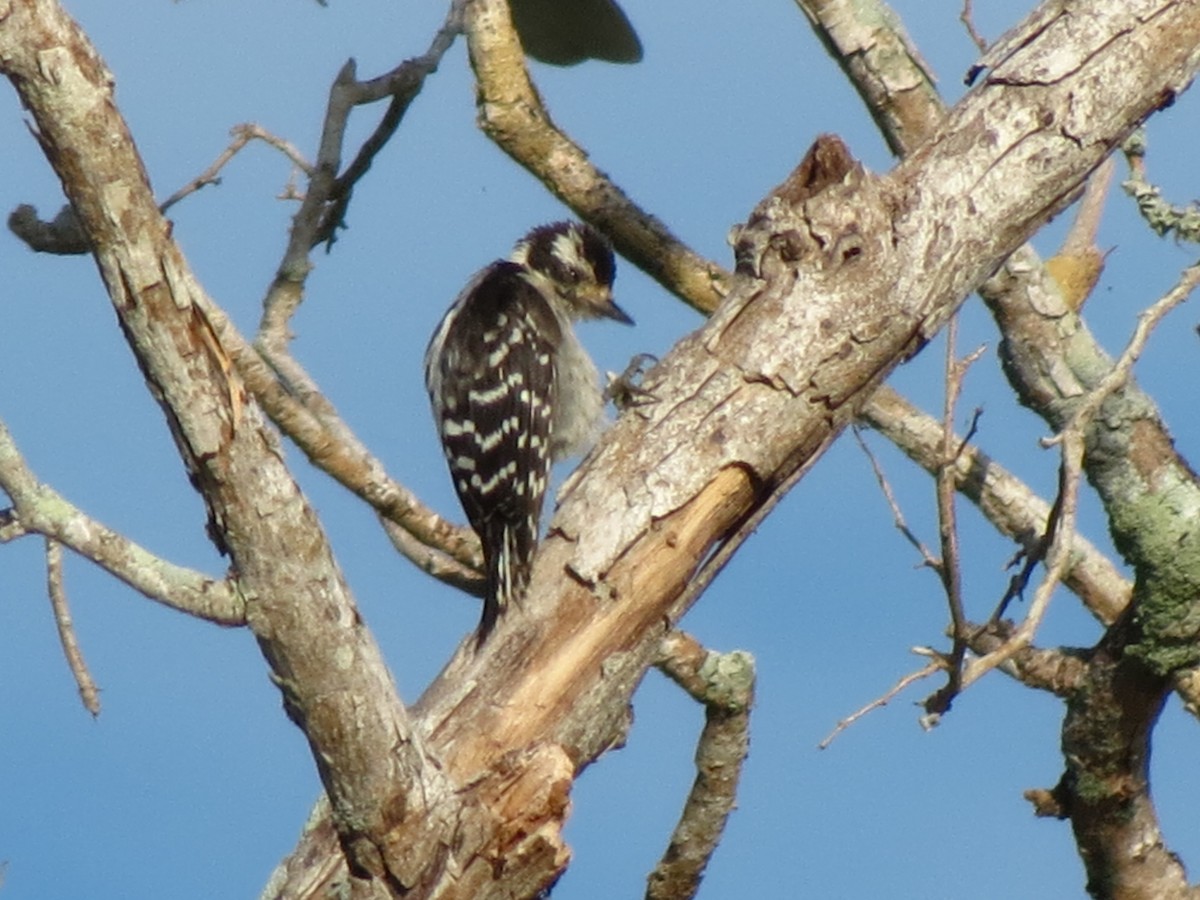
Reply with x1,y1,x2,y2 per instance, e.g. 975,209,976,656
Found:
511,221,633,325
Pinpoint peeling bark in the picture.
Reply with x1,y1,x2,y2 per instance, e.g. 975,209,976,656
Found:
4,0,1200,897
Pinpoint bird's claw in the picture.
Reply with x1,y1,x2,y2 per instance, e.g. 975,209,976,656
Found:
605,352,658,411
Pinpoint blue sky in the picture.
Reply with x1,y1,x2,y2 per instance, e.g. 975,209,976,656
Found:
2,2,1199,898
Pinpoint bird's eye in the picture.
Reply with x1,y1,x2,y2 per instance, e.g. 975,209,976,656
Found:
564,268,584,285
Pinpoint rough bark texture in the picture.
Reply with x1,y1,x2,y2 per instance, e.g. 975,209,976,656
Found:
801,2,1200,896
0,1,449,890
4,0,1200,897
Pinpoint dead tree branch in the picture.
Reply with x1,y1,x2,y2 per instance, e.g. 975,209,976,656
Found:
465,0,729,314
0,416,245,625
5,0,1199,895
861,386,1131,623
1122,129,1200,243
1,6,449,890
649,632,754,900
45,537,101,716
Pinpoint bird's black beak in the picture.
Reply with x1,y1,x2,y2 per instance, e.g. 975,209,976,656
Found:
600,294,634,326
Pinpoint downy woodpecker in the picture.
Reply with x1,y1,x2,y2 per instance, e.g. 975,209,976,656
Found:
424,221,632,641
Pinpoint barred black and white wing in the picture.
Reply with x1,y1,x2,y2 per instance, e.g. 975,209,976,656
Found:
424,261,562,639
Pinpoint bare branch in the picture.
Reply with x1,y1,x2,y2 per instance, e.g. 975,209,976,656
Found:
159,123,314,214
45,538,101,717
10,123,315,253
932,316,983,697
852,426,940,569
943,429,1084,704
793,0,942,157
819,661,941,749
0,416,245,625
1061,260,1200,432
934,260,1200,710
312,1,468,247
1122,129,1200,243
206,298,483,572
194,3,487,589
379,516,484,597
650,632,754,900
259,0,466,356
464,0,729,314
863,385,1200,719
798,1,1200,685
959,0,989,53
405,11,1200,883
861,386,1131,624
963,621,1088,697
1055,619,1185,898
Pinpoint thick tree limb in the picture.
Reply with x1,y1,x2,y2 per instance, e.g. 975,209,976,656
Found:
965,622,1089,696
803,4,1200,895
0,3,450,889
7,0,1200,896
802,1,1200,676
405,2,1200,893
983,251,1200,673
1053,619,1187,900
794,0,941,156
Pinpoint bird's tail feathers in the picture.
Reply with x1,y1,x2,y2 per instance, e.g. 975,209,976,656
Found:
478,519,538,645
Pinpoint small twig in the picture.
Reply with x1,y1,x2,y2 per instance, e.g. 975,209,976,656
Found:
159,123,314,214
649,632,754,900
924,423,1082,721
860,386,1131,624
963,445,1075,688
989,516,1055,623
933,316,978,697
852,426,940,570
921,254,1199,715
10,124,316,253
45,538,101,716
960,0,989,52
819,661,941,749
1062,260,1200,432
859,386,1200,720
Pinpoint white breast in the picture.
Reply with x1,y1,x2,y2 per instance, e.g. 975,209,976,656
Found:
550,325,605,461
